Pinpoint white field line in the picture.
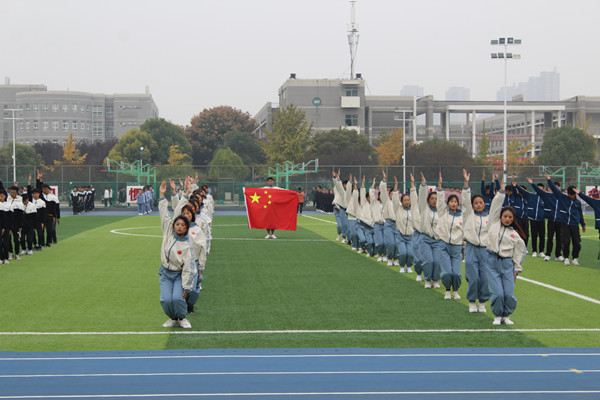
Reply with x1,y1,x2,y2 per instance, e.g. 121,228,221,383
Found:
3,369,600,379
0,328,599,337
517,276,600,305
1,390,600,398
301,215,337,225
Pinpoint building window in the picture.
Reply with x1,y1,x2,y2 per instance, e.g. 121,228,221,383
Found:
52,104,59,112
43,121,49,131
52,139,59,144
92,106,103,118
345,114,358,126
62,104,69,112
25,103,31,112
33,104,39,112
42,103,48,112
33,121,38,131
72,104,78,112
81,105,86,113
345,87,358,96
52,121,59,131
93,121,103,137
73,121,77,132
63,120,69,132
25,121,30,131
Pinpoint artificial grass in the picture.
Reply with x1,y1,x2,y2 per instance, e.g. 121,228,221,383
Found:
0,214,598,351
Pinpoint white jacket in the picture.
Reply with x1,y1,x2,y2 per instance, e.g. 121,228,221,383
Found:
369,187,384,224
357,187,374,227
435,189,464,245
392,188,417,236
379,180,396,221
462,187,490,247
332,178,347,209
485,191,527,273
172,195,207,269
418,183,439,239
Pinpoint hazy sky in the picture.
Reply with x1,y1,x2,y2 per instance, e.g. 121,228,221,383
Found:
2,0,599,126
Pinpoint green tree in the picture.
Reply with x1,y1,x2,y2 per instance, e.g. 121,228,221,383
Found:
33,142,63,166
208,147,250,181
106,128,159,164
78,139,118,165
186,106,258,165
537,125,597,166
475,130,491,165
222,130,266,165
406,138,475,182
263,104,313,164
140,118,191,165
308,128,376,165
0,142,43,166
54,133,87,165
168,145,193,166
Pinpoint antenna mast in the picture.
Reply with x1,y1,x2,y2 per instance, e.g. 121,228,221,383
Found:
348,0,359,79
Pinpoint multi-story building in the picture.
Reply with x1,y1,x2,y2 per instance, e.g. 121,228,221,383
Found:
254,75,600,159
0,82,159,147
496,69,560,102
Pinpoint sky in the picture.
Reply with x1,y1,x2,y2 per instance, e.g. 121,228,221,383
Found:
2,0,599,126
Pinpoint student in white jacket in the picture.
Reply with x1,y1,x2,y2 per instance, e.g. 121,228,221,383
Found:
485,176,527,326
332,170,349,243
392,176,417,273
410,173,424,281
435,172,465,300
418,173,441,289
462,169,492,313
369,179,386,262
380,170,398,267
356,176,375,256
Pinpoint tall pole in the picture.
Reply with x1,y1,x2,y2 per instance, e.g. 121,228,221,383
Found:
4,109,23,183
503,46,508,183
402,111,406,193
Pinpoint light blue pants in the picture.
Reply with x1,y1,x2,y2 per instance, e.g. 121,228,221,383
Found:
412,231,424,275
465,243,490,303
137,202,144,214
485,252,517,317
374,223,385,256
439,242,462,291
347,219,359,248
186,268,203,308
362,223,375,256
419,235,442,281
333,208,343,236
337,207,349,239
383,220,397,259
397,232,414,267
158,266,188,320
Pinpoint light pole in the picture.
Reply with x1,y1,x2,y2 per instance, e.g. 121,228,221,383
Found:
394,109,414,193
3,109,23,183
491,37,521,182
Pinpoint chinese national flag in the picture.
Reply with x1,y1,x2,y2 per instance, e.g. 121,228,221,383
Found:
243,187,299,230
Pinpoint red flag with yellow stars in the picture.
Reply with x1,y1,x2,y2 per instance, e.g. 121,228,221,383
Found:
243,187,299,230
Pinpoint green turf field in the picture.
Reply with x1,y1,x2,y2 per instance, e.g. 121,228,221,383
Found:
0,213,598,351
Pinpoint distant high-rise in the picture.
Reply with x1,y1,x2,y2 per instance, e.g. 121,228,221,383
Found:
400,85,424,97
497,68,560,101
446,87,470,101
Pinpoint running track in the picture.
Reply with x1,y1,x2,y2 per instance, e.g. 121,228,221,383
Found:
1,348,599,399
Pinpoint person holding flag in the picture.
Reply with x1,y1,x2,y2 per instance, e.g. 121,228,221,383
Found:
244,179,299,237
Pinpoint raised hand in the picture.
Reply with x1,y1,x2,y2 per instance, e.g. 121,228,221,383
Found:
159,181,167,197
382,169,387,180
463,168,470,184
437,171,442,189
511,175,516,187
168,178,176,194
526,177,533,184
420,172,426,184
482,170,485,181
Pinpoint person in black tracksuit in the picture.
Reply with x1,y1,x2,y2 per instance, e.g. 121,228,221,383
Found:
515,182,546,258
0,189,11,264
530,179,563,262
36,172,60,246
6,185,24,259
30,188,46,250
20,195,36,255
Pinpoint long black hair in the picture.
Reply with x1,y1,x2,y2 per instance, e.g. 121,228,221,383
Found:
500,206,527,241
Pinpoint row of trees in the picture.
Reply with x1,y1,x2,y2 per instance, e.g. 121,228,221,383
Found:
1,104,597,183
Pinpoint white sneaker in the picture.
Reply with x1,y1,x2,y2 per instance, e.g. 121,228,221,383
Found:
162,319,179,328
393,260,400,266
336,235,340,241
271,235,277,239
179,318,192,329
444,291,452,299
377,256,383,262
382,257,388,262
432,281,441,289
469,302,477,313
531,252,537,258
544,256,551,261
351,247,357,251
265,235,271,239
424,281,432,289
573,258,580,266
365,253,371,257
341,239,347,244
477,302,487,313
452,291,461,300
2,260,8,264
27,250,33,255
387,260,393,266
557,256,565,261
492,317,502,326
502,317,514,325
564,258,570,266
8,254,13,260
357,248,364,254
539,252,546,258
406,267,413,273
14,255,20,260
416,275,422,282
20,250,26,255
399,267,406,273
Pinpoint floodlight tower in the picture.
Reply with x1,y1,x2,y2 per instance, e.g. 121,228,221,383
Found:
348,0,359,79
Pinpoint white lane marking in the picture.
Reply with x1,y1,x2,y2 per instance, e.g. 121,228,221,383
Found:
3,369,600,378
301,215,337,225
518,276,600,305
0,328,599,337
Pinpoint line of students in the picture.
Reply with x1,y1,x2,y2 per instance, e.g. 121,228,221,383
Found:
332,169,527,326
70,185,95,215
157,175,214,329
137,185,155,215
0,171,60,264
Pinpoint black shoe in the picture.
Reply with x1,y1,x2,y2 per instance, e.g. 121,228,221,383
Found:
187,304,195,314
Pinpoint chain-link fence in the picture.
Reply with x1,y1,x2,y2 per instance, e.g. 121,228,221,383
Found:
3,164,597,208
